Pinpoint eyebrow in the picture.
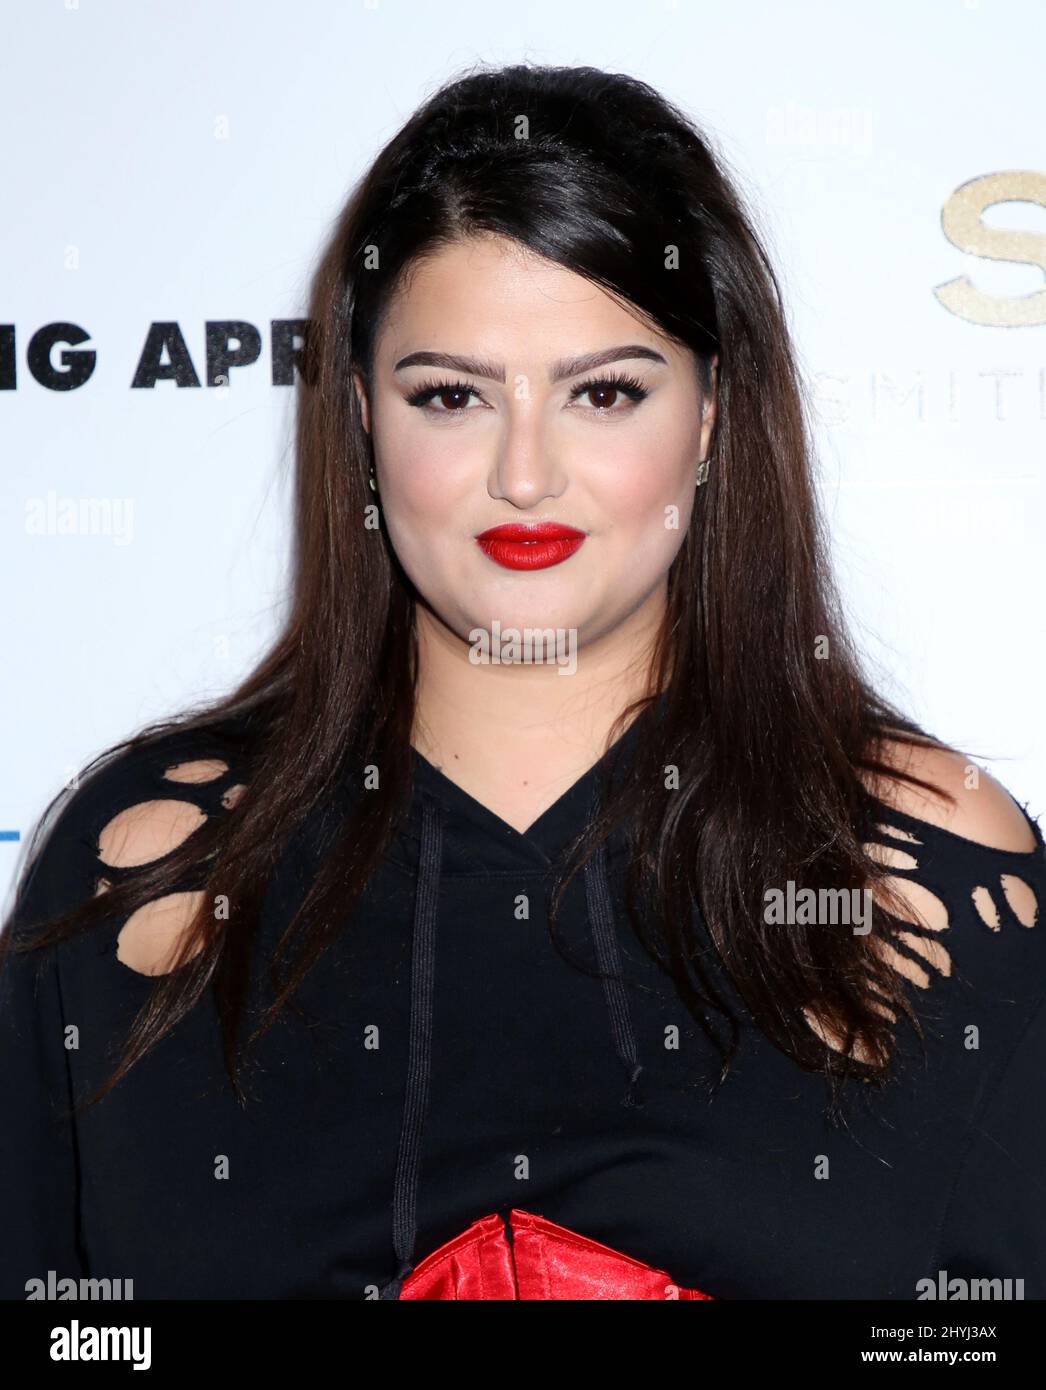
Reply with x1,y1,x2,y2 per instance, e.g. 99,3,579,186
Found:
392,344,668,383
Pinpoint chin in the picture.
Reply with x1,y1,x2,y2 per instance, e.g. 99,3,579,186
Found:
460,609,583,674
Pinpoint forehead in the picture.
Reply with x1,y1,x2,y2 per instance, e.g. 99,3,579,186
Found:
376,234,681,367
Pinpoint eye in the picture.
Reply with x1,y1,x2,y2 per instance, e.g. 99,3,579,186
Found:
405,377,486,414
568,372,649,413
403,370,650,419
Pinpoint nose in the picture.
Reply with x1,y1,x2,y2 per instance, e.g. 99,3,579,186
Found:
487,408,567,509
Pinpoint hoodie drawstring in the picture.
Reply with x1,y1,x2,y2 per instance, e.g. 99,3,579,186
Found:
583,840,646,1110
378,784,644,1299
378,795,442,1300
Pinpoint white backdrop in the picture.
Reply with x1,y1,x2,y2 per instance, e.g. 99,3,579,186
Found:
3,0,1044,908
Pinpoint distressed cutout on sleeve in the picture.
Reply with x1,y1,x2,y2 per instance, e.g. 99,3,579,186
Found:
117,891,209,975
91,753,245,978
98,800,208,869
162,758,230,784
999,873,1038,928
802,753,1046,1062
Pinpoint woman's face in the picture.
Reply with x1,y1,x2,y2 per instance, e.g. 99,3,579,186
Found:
353,234,716,660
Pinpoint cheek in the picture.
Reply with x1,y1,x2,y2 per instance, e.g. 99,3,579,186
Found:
372,426,474,592
373,408,456,509
595,448,695,564
380,478,455,587
383,463,458,524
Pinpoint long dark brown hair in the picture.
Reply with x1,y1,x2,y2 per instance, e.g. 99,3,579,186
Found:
3,61,951,1119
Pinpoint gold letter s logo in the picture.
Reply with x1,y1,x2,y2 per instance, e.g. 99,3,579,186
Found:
937,171,1046,325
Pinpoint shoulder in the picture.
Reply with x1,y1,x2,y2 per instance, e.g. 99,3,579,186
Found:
868,740,1046,1263
88,734,249,878
867,733,1040,855
858,731,1045,991
799,731,1046,1068
7,721,252,945
55,722,249,869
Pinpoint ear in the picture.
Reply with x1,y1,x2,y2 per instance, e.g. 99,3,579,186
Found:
352,369,371,435
700,354,719,453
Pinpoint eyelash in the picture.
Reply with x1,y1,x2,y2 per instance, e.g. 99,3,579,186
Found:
404,371,649,417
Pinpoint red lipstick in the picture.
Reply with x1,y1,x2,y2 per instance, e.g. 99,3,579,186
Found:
475,522,587,571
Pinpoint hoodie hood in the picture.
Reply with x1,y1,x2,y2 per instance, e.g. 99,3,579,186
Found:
376,705,654,1299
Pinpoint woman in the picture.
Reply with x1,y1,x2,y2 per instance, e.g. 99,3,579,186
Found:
2,62,1044,1301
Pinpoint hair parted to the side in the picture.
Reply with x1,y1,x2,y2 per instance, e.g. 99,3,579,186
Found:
2,61,951,1119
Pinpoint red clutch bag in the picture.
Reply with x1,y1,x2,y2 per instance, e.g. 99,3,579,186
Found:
397,1208,715,1300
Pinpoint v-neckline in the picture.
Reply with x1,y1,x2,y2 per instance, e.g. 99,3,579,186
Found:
408,707,652,862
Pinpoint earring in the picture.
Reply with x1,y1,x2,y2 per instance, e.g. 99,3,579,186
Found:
368,469,377,493
695,457,710,487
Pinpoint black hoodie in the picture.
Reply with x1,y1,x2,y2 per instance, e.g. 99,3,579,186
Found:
2,703,1045,1299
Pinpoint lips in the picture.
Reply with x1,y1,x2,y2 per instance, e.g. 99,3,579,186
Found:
476,522,587,571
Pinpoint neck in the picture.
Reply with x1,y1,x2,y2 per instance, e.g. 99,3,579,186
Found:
409,588,666,829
